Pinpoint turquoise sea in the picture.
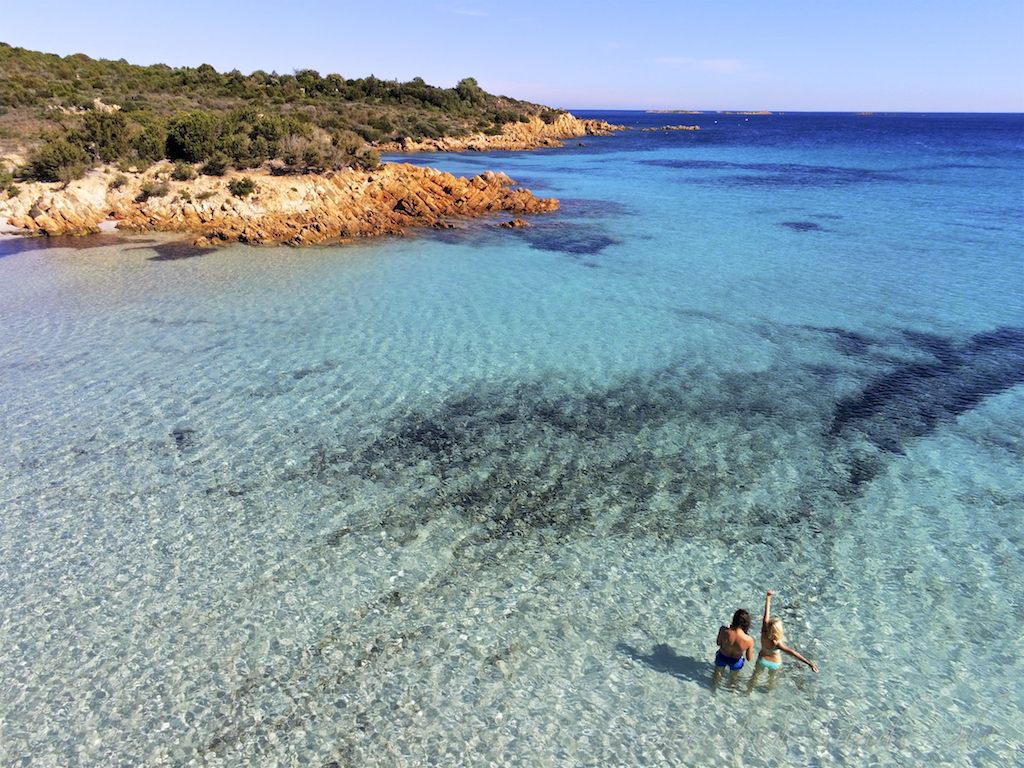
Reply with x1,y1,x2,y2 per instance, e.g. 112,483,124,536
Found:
1,112,1022,766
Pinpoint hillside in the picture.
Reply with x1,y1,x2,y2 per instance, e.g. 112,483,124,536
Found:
0,43,569,181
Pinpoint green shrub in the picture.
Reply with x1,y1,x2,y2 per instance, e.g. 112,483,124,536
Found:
108,173,128,189
0,169,13,198
455,77,485,106
166,110,219,162
83,110,132,162
369,115,393,133
219,132,260,168
227,176,256,197
200,153,229,176
171,161,196,181
196,190,216,200
136,180,170,201
132,123,168,163
357,148,380,170
302,143,332,170
351,124,382,143
27,139,91,182
0,46,556,172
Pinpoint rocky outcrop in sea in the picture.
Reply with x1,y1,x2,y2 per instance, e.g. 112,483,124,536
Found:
1,163,559,246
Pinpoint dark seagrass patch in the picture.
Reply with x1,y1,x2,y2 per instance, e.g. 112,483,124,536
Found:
781,221,825,232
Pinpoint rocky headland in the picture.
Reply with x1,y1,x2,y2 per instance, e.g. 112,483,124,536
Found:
1,113,625,246
375,113,624,152
1,163,559,247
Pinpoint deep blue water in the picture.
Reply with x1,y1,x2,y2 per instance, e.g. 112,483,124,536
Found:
0,112,1022,766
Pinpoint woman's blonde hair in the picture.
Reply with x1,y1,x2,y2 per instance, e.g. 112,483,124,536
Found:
765,617,784,643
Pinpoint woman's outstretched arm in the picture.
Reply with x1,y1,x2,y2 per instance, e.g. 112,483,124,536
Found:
778,642,819,673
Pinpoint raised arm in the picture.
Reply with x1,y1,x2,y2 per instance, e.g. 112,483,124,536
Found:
762,590,775,631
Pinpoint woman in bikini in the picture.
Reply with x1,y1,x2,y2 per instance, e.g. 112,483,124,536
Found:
750,590,818,689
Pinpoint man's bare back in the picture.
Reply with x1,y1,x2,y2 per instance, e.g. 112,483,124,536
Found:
717,625,754,660
713,608,754,685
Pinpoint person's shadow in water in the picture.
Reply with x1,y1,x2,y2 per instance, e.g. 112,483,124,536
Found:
617,642,709,688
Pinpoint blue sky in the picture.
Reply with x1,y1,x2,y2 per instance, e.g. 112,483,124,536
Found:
2,0,1022,111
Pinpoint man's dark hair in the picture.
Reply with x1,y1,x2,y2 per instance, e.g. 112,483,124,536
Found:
730,609,751,632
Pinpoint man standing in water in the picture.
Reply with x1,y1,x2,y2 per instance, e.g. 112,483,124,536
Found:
712,609,754,687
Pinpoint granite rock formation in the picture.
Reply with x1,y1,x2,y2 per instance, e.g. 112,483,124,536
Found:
375,114,625,153
1,164,559,246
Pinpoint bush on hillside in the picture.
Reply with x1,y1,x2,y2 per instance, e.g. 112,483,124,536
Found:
171,161,196,181
227,176,256,198
0,45,553,178
166,110,219,163
132,122,168,163
2,169,19,197
200,153,229,176
135,179,170,201
27,139,91,182
82,110,132,162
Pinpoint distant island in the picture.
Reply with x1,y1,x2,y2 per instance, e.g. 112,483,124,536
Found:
647,110,774,115
0,43,621,244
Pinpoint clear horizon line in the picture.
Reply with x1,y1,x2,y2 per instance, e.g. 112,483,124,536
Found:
564,108,1024,115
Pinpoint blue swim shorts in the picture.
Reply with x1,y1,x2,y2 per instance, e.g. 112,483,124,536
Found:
715,650,745,670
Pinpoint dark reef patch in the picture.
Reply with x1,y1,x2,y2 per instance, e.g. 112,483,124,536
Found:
831,326,1024,455
513,222,619,255
289,360,339,381
643,158,905,188
309,364,853,553
306,324,1023,557
810,326,877,357
781,221,825,232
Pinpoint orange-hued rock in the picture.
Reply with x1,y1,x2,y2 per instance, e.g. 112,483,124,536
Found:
375,114,626,153
0,162,560,246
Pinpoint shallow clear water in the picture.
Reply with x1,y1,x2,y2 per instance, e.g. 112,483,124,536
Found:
1,113,1022,766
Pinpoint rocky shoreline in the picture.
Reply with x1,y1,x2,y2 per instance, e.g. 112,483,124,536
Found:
0,113,622,247
374,113,623,152
1,163,559,247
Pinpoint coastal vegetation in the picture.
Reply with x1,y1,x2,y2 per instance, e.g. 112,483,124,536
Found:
0,43,563,183
227,176,257,198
